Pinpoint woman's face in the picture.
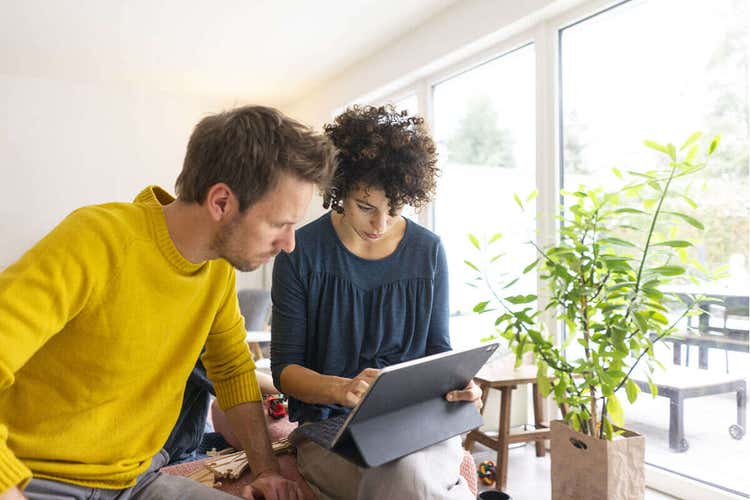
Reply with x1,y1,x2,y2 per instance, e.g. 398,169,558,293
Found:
340,185,404,242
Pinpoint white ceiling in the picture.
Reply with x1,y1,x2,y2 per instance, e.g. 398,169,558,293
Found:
0,0,459,106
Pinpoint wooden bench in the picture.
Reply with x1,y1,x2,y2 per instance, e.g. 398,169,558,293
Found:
631,365,746,452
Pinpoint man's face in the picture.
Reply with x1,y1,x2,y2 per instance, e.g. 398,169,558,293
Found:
212,173,314,272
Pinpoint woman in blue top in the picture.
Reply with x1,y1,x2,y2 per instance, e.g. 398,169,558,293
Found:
271,105,479,500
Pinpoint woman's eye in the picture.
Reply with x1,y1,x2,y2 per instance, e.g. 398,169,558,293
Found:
358,205,372,212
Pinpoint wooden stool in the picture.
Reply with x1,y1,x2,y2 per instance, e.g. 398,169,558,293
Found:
463,364,552,491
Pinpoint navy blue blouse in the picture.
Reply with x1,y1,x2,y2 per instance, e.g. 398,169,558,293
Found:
270,212,451,424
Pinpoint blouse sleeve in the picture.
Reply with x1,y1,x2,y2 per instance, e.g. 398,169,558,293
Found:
270,250,308,390
426,239,451,355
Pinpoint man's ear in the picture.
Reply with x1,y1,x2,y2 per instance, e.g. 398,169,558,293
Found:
204,183,237,222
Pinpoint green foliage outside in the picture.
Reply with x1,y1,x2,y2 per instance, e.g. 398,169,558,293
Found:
447,93,516,168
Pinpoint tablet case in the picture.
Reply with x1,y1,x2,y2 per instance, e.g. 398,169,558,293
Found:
292,342,499,467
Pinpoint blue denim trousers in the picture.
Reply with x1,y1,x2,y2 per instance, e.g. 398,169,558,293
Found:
24,449,237,500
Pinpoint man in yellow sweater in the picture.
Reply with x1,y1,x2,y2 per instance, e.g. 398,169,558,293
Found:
0,106,336,500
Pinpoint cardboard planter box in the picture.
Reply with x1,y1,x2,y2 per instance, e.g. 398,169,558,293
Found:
551,420,645,500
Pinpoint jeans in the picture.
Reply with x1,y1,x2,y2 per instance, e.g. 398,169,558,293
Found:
24,449,237,500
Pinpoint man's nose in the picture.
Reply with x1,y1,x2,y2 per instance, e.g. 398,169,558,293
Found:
278,226,295,253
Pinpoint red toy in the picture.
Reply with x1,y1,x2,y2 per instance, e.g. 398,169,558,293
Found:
265,394,287,419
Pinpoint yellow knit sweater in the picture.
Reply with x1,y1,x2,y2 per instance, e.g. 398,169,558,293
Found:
0,186,261,492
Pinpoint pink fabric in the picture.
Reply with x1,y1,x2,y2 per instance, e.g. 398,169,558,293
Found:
461,449,478,495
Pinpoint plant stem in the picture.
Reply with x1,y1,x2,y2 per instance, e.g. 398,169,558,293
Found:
614,307,692,394
625,165,677,322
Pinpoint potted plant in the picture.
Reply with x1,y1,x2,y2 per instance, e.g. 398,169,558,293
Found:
466,133,720,499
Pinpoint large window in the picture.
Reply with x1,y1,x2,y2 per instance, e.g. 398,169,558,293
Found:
365,0,747,495
432,44,536,348
561,0,748,494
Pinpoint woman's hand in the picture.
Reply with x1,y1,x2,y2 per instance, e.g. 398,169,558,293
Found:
338,368,380,407
445,379,483,410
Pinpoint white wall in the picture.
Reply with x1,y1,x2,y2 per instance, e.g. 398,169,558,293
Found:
0,74,264,289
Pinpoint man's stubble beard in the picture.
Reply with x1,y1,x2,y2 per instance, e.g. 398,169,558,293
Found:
211,217,256,272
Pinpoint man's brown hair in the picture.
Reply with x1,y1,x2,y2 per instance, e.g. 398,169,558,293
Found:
176,105,336,211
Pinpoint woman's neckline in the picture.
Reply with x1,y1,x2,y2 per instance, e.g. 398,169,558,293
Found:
325,211,410,263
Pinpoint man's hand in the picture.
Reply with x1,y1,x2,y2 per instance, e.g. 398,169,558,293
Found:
338,368,379,407
0,486,26,500
445,379,483,410
242,470,304,500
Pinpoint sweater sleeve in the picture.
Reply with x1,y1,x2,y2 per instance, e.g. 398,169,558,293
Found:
0,210,101,491
426,240,451,355
269,251,308,391
202,267,262,410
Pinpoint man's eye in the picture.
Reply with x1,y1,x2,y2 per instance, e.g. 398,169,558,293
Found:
358,205,372,211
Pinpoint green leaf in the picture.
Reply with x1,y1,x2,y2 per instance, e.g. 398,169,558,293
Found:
554,377,568,400
663,211,704,230
642,287,664,300
513,193,523,210
526,190,538,202
607,394,625,426
667,143,676,161
464,259,479,271
612,167,622,179
506,294,537,305
489,232,503,244
468,234,480,250
625,379,640,404
502,278,520,289
613,208,648,215
650,265,686,276
599,237,638,248
603,417,614,440
607,281,637,292
679,193,698,209
679,131,703,151
537,362,551,397
489,253,504,263
494,313,511,326
569,413,581,432
647,375,659,398
652,240,692,248
473,301,490,313
628,170,656,180
708,135,720,155
523,259,540,274
651,311,669,325
644,139,669,154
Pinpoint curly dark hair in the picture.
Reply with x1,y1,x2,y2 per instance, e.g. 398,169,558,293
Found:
322,104,439,215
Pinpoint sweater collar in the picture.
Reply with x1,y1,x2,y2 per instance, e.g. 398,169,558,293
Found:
135,185,206,275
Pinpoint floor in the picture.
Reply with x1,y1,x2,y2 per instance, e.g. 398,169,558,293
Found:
468,441,680,500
